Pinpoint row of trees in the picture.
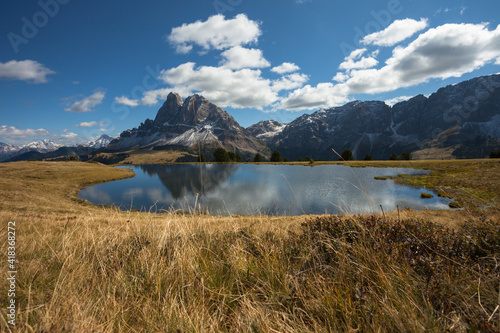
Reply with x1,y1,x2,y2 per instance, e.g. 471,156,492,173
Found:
209,148,266,163
339,149,412,161
212,148,243,163
207,147,414,163
210,148,289,163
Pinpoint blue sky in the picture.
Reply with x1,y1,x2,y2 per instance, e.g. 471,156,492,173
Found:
1,0,499,146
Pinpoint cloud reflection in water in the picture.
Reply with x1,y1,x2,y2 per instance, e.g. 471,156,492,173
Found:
78,164,451,215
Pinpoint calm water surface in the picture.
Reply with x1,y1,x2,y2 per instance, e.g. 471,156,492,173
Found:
78,164,451,215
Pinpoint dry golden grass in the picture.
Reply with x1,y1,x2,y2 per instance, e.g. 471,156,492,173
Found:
412,146,458,160
0,160,498,332
91,149,196,166
118,150,195,165
0,161,134,214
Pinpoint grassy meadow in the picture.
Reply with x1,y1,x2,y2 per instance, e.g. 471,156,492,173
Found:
0,160,499,332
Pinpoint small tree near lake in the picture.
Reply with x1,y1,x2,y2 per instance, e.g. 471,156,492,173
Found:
399,152,412,160
490,151,500,158
270,150,283,162
389,153,399,160
340,149,354,161
213,148,230,162
254,153,264,162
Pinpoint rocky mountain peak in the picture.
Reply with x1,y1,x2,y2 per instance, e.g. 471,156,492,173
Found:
165,92,183,107
106,92,270,159
153,92,183,125
153,92,235,128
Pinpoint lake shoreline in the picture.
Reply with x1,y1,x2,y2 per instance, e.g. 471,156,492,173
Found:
81,163,449,216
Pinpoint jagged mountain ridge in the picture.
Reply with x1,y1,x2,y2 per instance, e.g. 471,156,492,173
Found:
18,139,63,154
254,74,500,160
106,92,270,158
0,139,63,162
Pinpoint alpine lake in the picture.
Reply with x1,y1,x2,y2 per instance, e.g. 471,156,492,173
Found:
77,164,454,216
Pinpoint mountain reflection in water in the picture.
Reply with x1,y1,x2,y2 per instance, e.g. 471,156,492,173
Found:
78,164,452,215
138,164,238,199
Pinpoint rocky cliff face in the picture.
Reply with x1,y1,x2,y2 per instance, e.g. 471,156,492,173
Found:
263,74,500,160
106,92,270,158
391,74,500,158
265,101,394,160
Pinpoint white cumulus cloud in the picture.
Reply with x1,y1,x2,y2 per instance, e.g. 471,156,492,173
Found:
159,62,278,109
167,14,261,53
0,60,55,83
0,125,51,138
61,132,78,139
272,73,309,92
114,96,139,107
332,72,350,83
65,91,106,113
220,46,270,69
76,121,108,128
271,62,300,74
361,18,429,47
345,23,500,94
339,48,379,71
279,83,350,111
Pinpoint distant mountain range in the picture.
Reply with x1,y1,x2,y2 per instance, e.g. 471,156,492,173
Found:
0,135,112,162
2,74,500,163
247,74,500,160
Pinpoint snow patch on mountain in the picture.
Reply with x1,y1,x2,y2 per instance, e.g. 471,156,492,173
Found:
168,128,219,146
246,120,286,144
85,134,113,149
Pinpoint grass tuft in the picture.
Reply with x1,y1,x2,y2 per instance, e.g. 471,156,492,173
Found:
420,192,434,199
